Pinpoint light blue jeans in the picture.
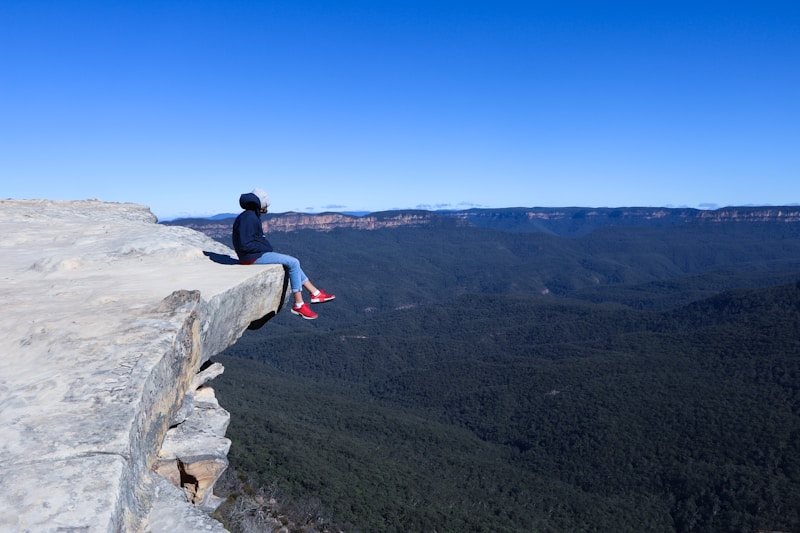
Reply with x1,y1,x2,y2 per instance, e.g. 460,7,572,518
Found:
255,252,308,293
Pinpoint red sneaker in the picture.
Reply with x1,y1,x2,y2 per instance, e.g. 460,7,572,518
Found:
310,289,336,304
290,303,318,320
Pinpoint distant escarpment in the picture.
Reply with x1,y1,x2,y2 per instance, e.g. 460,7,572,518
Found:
453,206,800,234
166,205,800,238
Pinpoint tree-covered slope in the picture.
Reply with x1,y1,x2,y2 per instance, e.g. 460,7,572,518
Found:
185,218,800,531
215,281,800,532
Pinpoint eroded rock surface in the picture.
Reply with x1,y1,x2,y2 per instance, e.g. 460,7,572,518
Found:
155,363,232,513
0,199,287,532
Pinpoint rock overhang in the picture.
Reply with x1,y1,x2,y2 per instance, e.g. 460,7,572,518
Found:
0,199,286,532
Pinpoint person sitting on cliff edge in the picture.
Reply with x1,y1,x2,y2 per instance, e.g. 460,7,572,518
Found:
232,188,335,320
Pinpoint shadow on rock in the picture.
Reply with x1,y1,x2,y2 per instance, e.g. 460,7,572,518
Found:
203,251,239,265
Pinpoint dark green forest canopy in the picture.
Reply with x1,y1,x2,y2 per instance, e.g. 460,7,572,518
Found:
182,218,800,532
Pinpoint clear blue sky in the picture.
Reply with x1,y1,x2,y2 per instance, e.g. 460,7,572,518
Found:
2,1,798,220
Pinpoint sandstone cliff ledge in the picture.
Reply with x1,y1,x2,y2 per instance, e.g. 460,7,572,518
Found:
0,200,287,532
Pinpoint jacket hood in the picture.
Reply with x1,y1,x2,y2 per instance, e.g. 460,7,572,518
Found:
239,192,262,212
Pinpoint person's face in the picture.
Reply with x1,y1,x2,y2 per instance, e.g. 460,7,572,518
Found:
261,206,268,214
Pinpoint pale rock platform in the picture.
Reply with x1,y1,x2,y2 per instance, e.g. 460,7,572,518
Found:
0,200,287,532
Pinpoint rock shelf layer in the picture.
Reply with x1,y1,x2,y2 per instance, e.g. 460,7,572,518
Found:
0,200,286,532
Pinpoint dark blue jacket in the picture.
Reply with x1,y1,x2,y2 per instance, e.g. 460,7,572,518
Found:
232,192,273,262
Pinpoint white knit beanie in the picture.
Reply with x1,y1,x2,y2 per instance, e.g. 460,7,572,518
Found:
252,188,270,209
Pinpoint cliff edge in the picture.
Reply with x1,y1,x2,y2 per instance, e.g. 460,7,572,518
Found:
0,199,287,532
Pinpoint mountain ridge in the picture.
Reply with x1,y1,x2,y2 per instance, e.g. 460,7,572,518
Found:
164,205,800,239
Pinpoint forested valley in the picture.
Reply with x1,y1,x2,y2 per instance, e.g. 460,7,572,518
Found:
176,215,800,532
